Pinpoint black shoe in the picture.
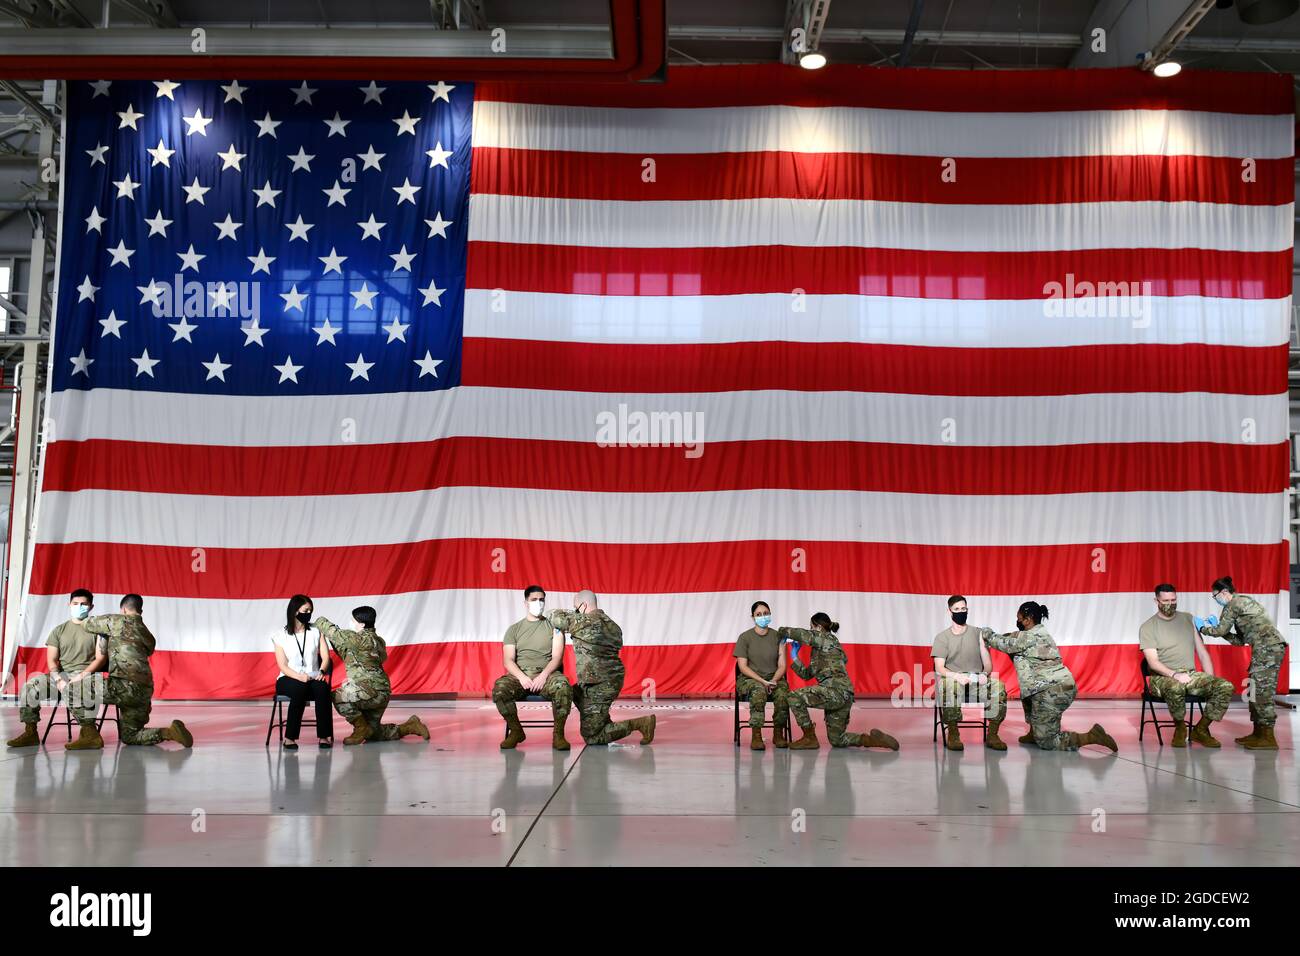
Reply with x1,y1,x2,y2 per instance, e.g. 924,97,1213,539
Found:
319,740,333,750
283,740,299,751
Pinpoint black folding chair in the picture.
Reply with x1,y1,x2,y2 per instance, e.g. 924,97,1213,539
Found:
931,674,989,743
519,667,571,729
733,664,791,746
40,673,118,744
1139,657,1205,744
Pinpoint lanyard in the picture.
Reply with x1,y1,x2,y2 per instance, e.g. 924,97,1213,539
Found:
294,627,309,668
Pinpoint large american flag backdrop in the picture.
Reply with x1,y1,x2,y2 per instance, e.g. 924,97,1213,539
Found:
7,66,1293,700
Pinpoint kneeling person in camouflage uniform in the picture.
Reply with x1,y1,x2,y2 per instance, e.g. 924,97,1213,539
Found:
735,600,790,750
780,612,899,751
546,590,655,746
65,594,192,750
315,607,429,745
1140,583,1233,748
983,601,1117,753
8,588,101,748
493,585,572,750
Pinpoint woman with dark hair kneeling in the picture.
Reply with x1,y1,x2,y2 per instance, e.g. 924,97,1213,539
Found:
274,594,334,749
778,612,899,751
983,601,1117,753
314,606,430,745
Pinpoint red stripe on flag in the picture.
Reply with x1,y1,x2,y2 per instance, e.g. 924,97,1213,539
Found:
466,243,1292,299
28,539,1289,600
40,437,1289,497
463,340,1286,395
472,149,1294,205
476,64,1295,115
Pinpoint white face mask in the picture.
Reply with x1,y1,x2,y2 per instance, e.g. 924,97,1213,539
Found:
71,605,90,621
528,599,545,616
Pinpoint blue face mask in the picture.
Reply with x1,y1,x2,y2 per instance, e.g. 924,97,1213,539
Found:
72,605,90,621
754,615,772,629
1213,593,1229,607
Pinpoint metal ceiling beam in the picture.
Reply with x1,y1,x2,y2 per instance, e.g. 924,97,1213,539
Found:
781,0,832,65
0,1,58,28
0,25,612,58
109,0,179,28
0,80,52,126
1071,0,1206,68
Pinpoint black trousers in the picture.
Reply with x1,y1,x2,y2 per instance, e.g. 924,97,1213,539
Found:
276,675,334,740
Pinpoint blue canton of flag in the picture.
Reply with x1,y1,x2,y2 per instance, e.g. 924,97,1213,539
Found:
54,78,472,395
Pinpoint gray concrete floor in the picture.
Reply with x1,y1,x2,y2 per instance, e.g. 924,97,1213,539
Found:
0,699,1295,866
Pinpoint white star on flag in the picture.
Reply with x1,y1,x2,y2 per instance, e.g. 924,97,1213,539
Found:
99,310,126,337
280,285,308,312
116,104,143,129
425,142,452,169
182,108,212,136
84,206,106,233
144,210,172,236
248,248,276,274
414,351,442,377
70,349,94,376
425,212,453,238
274,356,304,383
346,353,375,381
168,316,198,342
77,276,99,302
132,348,160,377
153,79,180,99
351,282,378,309
312,319,340,345
203,354,231,381
214,214,242,240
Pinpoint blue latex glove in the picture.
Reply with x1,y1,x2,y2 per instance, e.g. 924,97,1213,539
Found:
1206,615,1218,629
1193,615,1205,633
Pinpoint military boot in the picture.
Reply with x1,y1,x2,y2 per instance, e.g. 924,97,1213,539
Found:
1018,729,1036,745
985,719,1007,751
499,714,525,749
344,715,372,745
1242,726,1278,751
943,721,963,751
398,716,429,740
1078,723,1118,753
1170,719,1188,747
862,728,900,751
6,722,38,748
630,714,656,744
65,723,104,750
1237,702,1258,749
1190,716,1220,748
551,716,570,751
749,728,765,751
788,725,820,750
773,723,789,748
161,719,193,747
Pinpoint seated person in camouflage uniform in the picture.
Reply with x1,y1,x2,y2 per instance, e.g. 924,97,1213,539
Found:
1139,583,1233,748
735,600,790,751
546,590,655,746
778,612,899,751
68,593,193,750
1199,575,1288,751
982,601,1116,753
493,585,572,751
932,594,1008,752
8,588,102,748
314,606,429,745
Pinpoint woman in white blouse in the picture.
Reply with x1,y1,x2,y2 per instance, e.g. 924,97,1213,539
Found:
274,594,334,749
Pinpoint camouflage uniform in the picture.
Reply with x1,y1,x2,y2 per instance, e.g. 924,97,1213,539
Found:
81,613,169,745
547,609,635,745
781,626,868,747
984,624,1079,751
314,617,405,741
736,675,790,731
492,671,572,721
1146,672,1232,722
17,620,99,726
935,627,1008,724
1200,595,1288,728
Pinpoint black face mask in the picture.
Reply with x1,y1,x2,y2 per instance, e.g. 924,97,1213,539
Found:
1016,619,1029,631
951,611,968,626
296,611,312,626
